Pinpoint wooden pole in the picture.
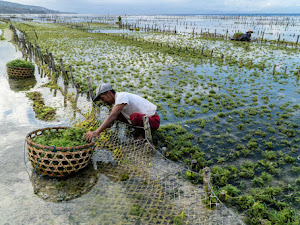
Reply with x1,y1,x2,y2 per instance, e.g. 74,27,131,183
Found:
203,167,211,194
86,76,95,100
190,159,197,171
143,116,153,144
59,58,68,83
273,65,276,75
69,65,80,90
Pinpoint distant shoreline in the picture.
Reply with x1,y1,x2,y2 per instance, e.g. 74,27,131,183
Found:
157,13,300,16
1,13,299,17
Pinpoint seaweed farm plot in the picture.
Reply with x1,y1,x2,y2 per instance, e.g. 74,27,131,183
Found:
56,122,243,224
4,17,300,224
23,122,244,224
154,103,300,224
120,15,300,42
12,22,300,124
124,31,300,67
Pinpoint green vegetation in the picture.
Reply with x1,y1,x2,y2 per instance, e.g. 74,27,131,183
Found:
33,127,88,147
0,23,7,40
9,19,300,225
7,59,35,69
33,111,100,147
119,171,130,181
129,204,145,216
233,33,244,38
26,91,56,121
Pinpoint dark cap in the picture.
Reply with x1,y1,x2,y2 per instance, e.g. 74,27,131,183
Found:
93,83,113,102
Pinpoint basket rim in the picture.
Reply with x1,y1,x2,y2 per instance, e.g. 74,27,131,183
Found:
7,66,35,70
26,126,95,151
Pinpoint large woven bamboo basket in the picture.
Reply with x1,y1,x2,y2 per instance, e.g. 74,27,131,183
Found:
7,66,35,79
26,127,95,177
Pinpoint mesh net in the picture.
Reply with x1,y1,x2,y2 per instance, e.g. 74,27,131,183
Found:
28,121,244,224
80,121,244,224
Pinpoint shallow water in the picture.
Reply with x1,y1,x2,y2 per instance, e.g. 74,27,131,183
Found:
6,14,300,41
0,37,104,224
0,37,66,224
1,16,299,223
0,38,199,225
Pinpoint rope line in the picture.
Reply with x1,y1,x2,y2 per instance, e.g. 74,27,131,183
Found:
23,137,31,178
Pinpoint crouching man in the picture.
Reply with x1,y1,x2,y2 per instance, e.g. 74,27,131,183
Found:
84,83,160,142
240,30,253,42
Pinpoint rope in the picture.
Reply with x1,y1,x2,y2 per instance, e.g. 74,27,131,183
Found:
24,134,39,185
23,137,31,178
31,153,41,185
207,183,245,225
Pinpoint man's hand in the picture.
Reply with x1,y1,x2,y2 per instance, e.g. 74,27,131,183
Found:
84,131,98,142
84,104,126,142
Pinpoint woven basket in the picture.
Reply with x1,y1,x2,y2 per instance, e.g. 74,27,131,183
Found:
233,33,243,39
26,127,94,177
7,66,34,79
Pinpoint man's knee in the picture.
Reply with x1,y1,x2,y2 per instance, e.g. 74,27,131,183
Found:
130,113,145,127
130,113,160,131
149,115,160,131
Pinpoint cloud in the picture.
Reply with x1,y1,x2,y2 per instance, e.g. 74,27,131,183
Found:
6,0,300,14
85,0,188,3
7,0,56,5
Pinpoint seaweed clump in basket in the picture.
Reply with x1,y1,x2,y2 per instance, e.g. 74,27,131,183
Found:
233,32,244,39
34,112,101,148
7,59,35,79
7,59,35,69
33,127,89,148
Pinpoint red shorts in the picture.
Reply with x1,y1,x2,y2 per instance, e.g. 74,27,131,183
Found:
130,113,160,131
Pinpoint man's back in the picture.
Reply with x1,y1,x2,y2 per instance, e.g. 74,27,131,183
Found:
115,92,157,122
240,33,251,42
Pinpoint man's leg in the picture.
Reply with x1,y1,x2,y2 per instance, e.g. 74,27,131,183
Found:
148,114,160,131
130,113,161,139
129,113,145,139
117,113,129,123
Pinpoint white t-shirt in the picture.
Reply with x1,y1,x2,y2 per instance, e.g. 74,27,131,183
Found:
115,92,157,122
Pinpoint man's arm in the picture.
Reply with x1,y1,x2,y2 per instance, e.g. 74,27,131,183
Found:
84,103,126,142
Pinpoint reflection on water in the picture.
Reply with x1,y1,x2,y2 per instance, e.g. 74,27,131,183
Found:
31,164,98,202
8,76,37,92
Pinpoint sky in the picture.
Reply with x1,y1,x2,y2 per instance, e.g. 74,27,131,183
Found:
5,0,300,15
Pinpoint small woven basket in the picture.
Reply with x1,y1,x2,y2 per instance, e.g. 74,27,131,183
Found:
233,33,243,39
26,127,94,177
7,66,34,79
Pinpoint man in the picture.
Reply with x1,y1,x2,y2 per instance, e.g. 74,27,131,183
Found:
84,83,160,142
240,30,253,42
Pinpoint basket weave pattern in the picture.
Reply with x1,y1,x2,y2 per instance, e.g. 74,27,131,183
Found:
7,66,34,78
26,127,94,177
